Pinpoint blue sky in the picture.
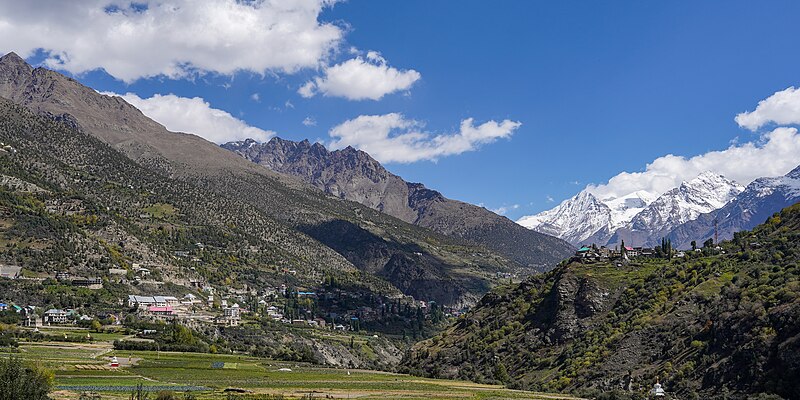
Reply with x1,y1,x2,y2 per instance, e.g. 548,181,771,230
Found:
4,1,800,220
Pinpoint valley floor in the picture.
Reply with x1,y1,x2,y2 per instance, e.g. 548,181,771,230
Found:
2,329,582,400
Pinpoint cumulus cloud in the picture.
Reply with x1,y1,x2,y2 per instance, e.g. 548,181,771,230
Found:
586,127,800,200
328,113,520,163
302,116,317,127
0,0,343,82
104,92,275,144
299,51,420,100
735,87,800,131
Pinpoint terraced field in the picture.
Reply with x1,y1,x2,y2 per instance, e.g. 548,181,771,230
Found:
3,335,583,399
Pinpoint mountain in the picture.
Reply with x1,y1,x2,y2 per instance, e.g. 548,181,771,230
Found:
517,189,657,246
0,52,529,307
402,202,800,399
607,172,744,248
222,137,574,269
516,190,615,245
0,97,421,367
519,172,746,248
667,165,800,249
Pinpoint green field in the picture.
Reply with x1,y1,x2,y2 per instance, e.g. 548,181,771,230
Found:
2,334,583,400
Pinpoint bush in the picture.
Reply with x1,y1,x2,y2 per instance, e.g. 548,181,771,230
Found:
0,356,53,400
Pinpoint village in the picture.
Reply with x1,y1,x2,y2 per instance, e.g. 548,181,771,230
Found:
0,259,460,339
571,239,726,264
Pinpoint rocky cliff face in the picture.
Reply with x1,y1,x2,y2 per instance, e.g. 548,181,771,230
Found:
223,137,575,269
402,203,800,399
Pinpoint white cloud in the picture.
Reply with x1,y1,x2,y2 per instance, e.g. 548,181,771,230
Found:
586,127,800,199
328,113,520,163
0,0,343,82
250,93,260,102
302,116,317,127
546,195,555,203
735,87,800,131
491,204,520,216
103,92,275,144
299,52,420,100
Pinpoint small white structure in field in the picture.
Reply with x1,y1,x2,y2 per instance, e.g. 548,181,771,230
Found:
650,380,666,397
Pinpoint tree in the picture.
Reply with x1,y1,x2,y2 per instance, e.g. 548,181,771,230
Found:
691,240,697,251
129,383,149,400
0,357,53,400
494,362,511,384
91,319,102,332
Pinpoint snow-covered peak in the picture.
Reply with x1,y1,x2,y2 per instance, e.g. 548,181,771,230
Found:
743,165,800,200
601,190,658,228
517,190,613,245
628,172,743,234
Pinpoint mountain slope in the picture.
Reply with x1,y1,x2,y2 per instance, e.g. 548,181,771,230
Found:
0,99,420,366
403,202,800,399
0,52,524,306
222,137,574,269
667,165,800,249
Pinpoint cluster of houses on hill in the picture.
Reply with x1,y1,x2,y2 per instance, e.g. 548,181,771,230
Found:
573,244,688,263
0,302,111,327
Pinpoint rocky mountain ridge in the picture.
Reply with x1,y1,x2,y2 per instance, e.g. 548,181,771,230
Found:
222,137,575,270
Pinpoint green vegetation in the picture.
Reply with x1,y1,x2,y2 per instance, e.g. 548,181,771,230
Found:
2,335,580,400
403,203,800,400
0,356,54,400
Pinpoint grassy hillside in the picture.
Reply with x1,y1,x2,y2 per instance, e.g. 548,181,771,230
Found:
402,203,800,399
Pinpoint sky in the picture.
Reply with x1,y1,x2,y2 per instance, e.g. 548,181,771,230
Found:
2,1,800,221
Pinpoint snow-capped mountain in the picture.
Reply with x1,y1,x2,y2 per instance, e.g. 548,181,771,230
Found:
518,171,746,247
606,172,744,247
517,189,657,245
517,191,614,245
667,165,800,249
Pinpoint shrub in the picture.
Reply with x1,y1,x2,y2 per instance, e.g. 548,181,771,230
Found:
0,356,53,400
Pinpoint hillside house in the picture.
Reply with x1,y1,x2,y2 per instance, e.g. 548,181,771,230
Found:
0,265,21,279
42,309,68,325
128,295,179,309
72,277,102,288
216,304,241,327
147,306,174,316
0,265,21,280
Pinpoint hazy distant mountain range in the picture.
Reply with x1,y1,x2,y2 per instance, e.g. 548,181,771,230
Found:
518,169,800,248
